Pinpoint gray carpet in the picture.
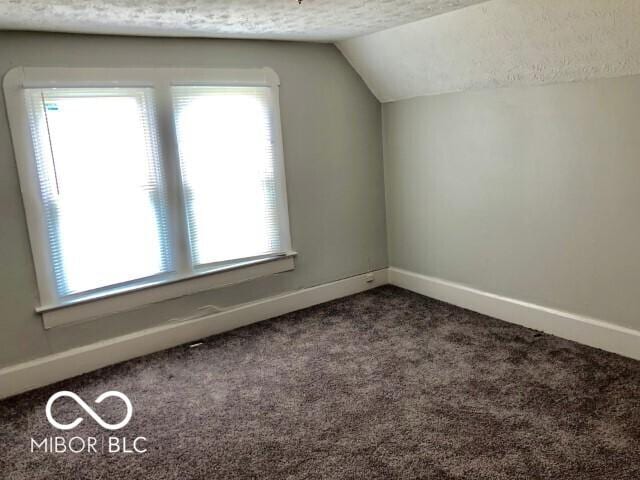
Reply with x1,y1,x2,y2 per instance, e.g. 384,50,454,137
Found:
1,286,639,479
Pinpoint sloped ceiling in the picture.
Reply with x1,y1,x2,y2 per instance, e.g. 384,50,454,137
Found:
0,0,487,42
338,0,640,102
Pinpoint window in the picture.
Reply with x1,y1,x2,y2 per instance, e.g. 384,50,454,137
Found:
26,88,171,296
172,86,285,266
4,67,294,326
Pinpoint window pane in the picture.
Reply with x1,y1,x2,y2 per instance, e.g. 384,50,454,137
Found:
25,88,171,296
172,86,283,266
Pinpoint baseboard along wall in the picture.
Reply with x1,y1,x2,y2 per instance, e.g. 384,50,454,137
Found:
2,266,639,399
388,267,640,362
0,269,388,399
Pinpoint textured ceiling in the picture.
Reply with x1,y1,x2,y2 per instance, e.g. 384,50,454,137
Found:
0,0,488,42
339,0,640,102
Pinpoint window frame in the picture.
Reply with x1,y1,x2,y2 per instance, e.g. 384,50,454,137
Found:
3,66,295,328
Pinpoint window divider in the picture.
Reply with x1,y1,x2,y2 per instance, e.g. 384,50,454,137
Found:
154,82,193,276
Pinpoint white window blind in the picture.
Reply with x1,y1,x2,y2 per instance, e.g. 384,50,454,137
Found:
172,86,285,267
6,67,293,319
25,88,171,297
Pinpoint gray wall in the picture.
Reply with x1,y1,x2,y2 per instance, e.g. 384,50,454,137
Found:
0,31,387,368
383,75,640,331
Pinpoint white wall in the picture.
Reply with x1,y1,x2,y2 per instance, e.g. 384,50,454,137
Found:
383,74,640,332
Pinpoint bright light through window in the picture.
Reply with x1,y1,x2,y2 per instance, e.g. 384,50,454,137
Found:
173,86,282,266
26,89,170,296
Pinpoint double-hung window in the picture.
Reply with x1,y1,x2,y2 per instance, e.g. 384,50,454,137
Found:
4,67,294,328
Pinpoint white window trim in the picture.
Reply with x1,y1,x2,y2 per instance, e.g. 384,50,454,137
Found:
3,66,295,328
40,254,296,329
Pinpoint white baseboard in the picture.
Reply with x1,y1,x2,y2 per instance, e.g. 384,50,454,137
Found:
388,267,640,361
3,265,637,399
0,269,388,399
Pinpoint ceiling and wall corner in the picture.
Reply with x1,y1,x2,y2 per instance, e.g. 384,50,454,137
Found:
337,0,640,102
0,0,487,43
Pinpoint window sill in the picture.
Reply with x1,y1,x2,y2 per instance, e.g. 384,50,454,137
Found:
39,252,297,329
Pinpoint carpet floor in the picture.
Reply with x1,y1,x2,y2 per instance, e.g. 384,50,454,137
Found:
1,286,639,479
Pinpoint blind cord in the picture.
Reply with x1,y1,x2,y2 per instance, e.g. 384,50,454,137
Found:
40,91,60,195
